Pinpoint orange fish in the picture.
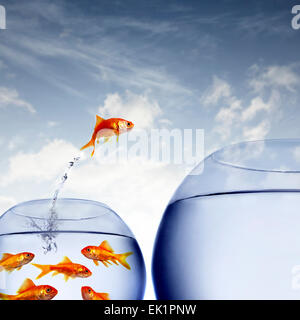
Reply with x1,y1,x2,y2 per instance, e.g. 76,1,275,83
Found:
32,256,92,281
0,278,57,300
81,240,133,270
0,252,35,273
81,286,110,300
80,115,134,156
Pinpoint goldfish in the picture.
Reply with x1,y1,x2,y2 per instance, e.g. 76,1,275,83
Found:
0,252,35,273
81,240,133,270
32,256,92,281
81,286,110,300
80,115,134,156
0,278,57,300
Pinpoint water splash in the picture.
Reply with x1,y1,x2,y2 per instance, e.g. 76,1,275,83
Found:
30,156,81,253
50,156,81,217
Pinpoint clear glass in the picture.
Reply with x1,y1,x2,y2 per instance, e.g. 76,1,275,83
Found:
0,199,146,300
152,139,300,299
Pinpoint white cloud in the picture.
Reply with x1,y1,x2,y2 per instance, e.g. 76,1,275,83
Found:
98,91,162,130
206,71,283,144
0,87,36,113
215,98,242,124
0,12,193,100
0,139,78,187
201,76,232,106
203,65,296,146
214,93,273,142
214,98,242,140
249,65,300,93
241,96,272,122
243,120,270,141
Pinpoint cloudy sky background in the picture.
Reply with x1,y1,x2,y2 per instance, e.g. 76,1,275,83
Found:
0,0,300,298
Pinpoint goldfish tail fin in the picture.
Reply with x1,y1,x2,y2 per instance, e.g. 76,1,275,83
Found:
32,263,51,279
80,139,94,151
116,252,133,270
80,138,95,150
80,138,96,157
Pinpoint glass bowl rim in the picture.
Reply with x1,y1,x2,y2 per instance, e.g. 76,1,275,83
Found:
211,138,300,173
6,198,115,221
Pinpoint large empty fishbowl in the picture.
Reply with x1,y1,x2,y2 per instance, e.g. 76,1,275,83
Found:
0,199,146,300
153,139,300,299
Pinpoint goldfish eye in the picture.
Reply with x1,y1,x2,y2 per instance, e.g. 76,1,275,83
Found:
87,248,91,252
88,289,91,293
26,254,30,257
46,288,51,293
85,269,89,273
127,122,131,127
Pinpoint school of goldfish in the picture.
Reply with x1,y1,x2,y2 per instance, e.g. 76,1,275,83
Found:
0,241,133,300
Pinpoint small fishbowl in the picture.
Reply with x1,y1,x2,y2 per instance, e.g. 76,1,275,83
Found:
0,198,146,300
152,139,300,299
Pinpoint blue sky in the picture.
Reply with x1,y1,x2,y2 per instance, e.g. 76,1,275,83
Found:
0,0,300,298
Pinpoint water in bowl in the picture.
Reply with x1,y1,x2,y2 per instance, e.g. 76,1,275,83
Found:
153,191,300,299
0,232,145,300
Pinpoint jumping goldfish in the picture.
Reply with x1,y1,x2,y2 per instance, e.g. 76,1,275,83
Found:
0,278,57,300
81,240,133,270
32,256,92,281
81,286,110,300
0,252,34,273
80,115,134,156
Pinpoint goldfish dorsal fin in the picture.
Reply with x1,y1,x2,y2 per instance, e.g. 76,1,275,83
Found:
17,278,36,293
59,256,72,264
95,115,104,127
0,253,13,262
99,241,114,252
